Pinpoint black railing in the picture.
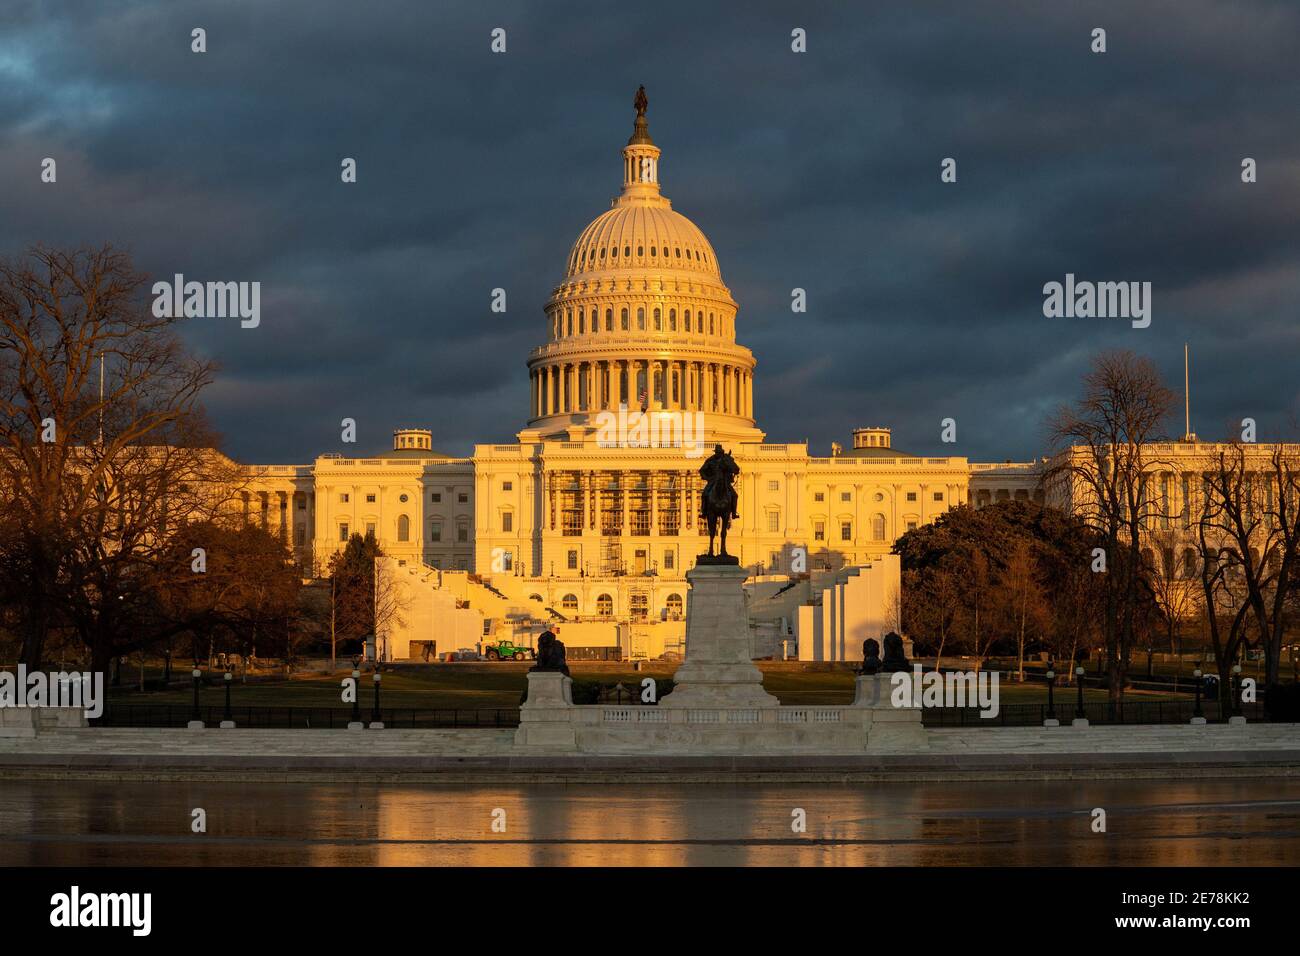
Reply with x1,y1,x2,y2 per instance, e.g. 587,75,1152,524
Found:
921,699,1267,727
95,704,521,729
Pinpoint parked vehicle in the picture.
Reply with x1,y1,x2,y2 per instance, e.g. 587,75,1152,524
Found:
484,640,533,662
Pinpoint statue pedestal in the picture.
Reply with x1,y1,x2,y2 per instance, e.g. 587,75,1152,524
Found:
660,564,778,709
514,671,577,748
852,673,928,750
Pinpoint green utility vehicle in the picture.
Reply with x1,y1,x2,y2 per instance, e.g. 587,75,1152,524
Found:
484,640,533,661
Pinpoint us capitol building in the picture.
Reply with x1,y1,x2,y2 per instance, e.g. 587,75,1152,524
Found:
243,91,1045,661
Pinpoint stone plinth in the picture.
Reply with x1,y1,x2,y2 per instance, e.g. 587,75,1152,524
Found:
660,564,779,710
852,674,928,750
515,671,578,748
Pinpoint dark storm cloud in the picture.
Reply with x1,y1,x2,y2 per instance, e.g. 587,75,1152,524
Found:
1,0,1298,463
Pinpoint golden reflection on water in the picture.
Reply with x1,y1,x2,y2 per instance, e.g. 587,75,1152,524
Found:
2,779,1298,866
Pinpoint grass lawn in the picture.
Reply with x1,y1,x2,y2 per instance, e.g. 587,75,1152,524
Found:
103,664,1190,710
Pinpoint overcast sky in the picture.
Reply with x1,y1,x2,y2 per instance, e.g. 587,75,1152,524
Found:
3,0,1298,463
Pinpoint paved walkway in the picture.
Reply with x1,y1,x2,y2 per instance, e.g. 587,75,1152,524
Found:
0,724,1296,782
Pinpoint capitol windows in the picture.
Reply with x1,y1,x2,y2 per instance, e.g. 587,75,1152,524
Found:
840,491,852,502
340,493,350,503
906,492,917,502
600,247,606,259
457,521,469,542
675,247,681,258
339,523,350,542
906,520,918,533
431,492,441,502
605,308,613,331
650,246,657,257
630,593,649,620
502,481,512,491
654,308,661,330
501,511,513,533
624,245,630,257
840,521,852,541
637,245,643,257
767,510,781,533
430,520,442,542
663,550,675,570
561,593,579,613
397,515,410,542
768,480,780,492
814,492,824,502
669,308,677,330
578,310,585,334
666,593,684,619
366,494,376,503
366,521,376,536
567,549,579,570
933,491,944,502
814,520,825,541
621,308,629,330
458,493,468,503
872,514,886,541
683,310,691,331
637,307,646,330
709,313,715,334
596,594,613,618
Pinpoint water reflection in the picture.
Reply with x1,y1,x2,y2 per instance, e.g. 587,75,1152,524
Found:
1,779,1297,866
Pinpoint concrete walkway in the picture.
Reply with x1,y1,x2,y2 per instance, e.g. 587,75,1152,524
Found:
0,723,1296,782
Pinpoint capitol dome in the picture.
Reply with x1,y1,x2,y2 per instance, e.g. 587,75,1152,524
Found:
524,87,763,445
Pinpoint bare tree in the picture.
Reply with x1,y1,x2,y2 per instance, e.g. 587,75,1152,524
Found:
0,245,243,673
1046,350,1176,705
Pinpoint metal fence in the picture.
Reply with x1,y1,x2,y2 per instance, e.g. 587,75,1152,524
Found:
96,699,1273,730
95,704,521,729
921,699,1268,727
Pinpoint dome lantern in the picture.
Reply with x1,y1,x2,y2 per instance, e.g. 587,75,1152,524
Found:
621,85,661,195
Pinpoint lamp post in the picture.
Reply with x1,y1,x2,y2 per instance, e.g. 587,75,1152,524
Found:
1190,664,1206,725
369,671,384,729
1072,665,1088,727
187,664,204,729
220,669,235,729
1044,662,1058,727
1229,662,1246,725
348,656,364,730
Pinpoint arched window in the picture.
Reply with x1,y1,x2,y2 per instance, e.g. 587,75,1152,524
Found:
669,308,677,331
872,514,886,541
637,307,645,330
596,594,613,617
1182,548,1197,579
684,309,691,331
605,308,613,331
665,594,683,619
397,514,410,542
528,593,543,602
621,308,629,330
578,309,584,334
561,593,579,613
654,308,661,330
709,313,715,334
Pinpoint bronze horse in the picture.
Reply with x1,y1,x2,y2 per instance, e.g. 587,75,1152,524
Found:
699,444,739,560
